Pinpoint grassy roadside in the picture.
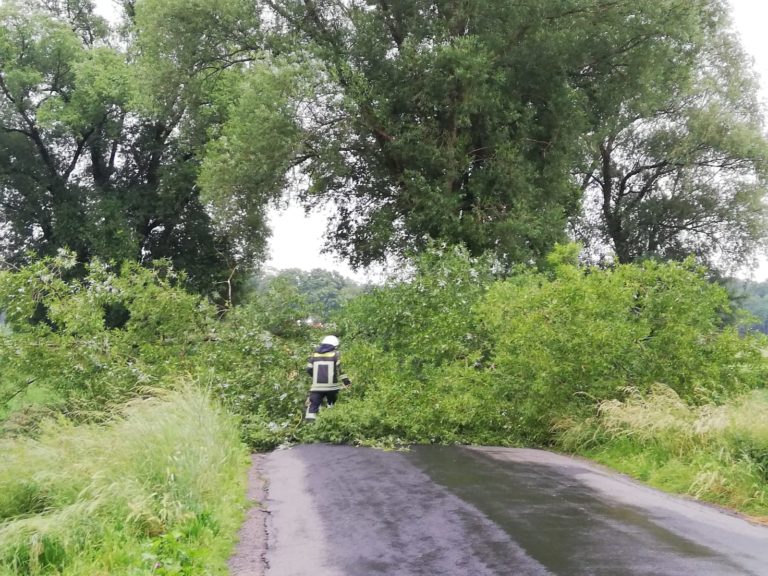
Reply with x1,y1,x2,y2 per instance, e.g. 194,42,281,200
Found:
3,381,765,576
0,387,249,576
559,386,768,522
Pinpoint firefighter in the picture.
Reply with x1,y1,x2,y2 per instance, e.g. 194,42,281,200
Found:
305,335,351,420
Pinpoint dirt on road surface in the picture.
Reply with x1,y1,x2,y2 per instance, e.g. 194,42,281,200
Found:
228,444,768,576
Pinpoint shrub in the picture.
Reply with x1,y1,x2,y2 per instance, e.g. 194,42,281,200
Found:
337,244,497,367
0,253,214,415
196,300,317,449
0,253,316,450
298,246,767,449
477,254,768,442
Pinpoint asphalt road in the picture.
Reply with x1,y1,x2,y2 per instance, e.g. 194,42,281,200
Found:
256,444,768,576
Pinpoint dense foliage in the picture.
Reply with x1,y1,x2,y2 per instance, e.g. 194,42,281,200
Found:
3,246,765,450
2,245,768,529
0,250,312,450
0,0,246,297
478,253,765,441
0,250,214,417
2,0,766,290
2,0,768,548
306,245,768,445
199,0,767,273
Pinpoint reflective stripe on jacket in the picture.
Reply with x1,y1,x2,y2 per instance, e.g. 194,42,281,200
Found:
306,345,348,392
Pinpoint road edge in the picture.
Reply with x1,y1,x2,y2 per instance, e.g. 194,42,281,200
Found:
228,453,269,576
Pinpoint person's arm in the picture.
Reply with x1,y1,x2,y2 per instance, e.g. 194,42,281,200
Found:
337,355,351,387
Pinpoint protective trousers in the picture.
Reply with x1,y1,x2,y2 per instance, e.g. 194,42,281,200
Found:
307,390,339,416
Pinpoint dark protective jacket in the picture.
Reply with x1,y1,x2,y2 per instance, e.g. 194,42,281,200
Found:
306,343,350,392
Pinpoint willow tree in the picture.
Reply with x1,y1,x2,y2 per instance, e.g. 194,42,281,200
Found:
256,0,600,267
573,1,768,273
197,0,766,270
8,0,764,287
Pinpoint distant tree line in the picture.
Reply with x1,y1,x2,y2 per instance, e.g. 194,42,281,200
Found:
728,279,768,333
250,268,367,326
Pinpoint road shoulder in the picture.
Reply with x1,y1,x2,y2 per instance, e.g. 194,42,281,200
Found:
228,453,269,576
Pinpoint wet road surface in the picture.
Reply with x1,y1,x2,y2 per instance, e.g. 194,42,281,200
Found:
261,444,768,575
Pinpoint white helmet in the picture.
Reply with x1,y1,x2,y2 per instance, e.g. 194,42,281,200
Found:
321,335,340,347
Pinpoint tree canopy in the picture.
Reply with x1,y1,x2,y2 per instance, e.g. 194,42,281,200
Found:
1,0,766,286
0,0,258,297
573,2,768,272
201,0,768,272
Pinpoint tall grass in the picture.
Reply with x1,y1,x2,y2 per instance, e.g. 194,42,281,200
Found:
559,385,768,517
0,387,249,575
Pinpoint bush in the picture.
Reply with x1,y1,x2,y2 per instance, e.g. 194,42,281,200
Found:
0,253,317,450
304,246,767,449
299,246,511,446
337,244,497,367
476,254,768,442
196,300,317,449
0,253,214,415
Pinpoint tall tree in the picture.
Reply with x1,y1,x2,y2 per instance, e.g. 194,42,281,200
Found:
0,0,262,296
6,0,765,286
127,0,269,293
0,2,108,261
256,0,593,267
573,2,768,272
200,0,756,270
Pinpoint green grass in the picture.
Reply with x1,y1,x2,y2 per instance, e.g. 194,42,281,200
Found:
0,383,62,427
0,387,249,575
560,386,768,519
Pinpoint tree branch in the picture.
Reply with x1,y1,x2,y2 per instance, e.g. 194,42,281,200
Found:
64,127,95,180
0,76,59,178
